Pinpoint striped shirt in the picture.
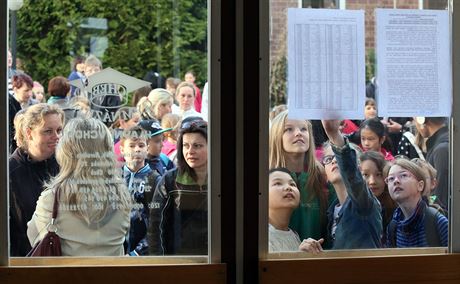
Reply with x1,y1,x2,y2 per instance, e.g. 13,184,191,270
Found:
390,200,448,248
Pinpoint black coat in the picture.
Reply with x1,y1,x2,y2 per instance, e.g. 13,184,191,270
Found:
148,169,208,255
8,94,21,154
9,148,60,256
426,126,449,210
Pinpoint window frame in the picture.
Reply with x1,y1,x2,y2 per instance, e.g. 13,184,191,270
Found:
0,0,226,281
259,0,460,263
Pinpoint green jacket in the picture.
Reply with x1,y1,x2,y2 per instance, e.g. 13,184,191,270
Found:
289,171,336,241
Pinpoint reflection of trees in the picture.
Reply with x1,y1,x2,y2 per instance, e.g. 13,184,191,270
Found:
16,0,207,89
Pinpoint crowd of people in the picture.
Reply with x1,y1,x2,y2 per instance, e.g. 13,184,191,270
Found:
268,92,450,253
8,53,209,256
7,50,450,257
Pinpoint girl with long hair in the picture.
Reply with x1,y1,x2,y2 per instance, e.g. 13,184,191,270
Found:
269,110,334,241
27,118,131,256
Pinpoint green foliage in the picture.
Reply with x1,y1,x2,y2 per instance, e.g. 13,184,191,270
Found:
15,0,207,88
270,54,287,108
366,48,376,83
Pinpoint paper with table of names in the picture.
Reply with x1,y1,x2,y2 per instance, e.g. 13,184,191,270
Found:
287,8,365,120
376,9,451,117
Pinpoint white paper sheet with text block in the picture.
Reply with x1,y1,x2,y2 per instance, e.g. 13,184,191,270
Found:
287,8,366,120
376,9,452,117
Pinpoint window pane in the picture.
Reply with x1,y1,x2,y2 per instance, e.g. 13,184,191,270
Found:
267,0,450,256
8,0,210,260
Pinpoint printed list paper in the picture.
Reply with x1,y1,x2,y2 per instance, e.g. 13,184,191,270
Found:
287,8,365,120
376,9,452,117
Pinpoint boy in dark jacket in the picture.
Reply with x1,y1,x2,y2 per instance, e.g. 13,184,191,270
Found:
120,125,160,255
139,120,175,175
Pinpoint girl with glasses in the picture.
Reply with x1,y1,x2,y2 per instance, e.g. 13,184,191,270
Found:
384,159,448,247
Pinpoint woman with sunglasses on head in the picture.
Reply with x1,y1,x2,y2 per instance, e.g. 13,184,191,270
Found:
385,158,448,248
148,119,208,255
269,110,335,243
300,120,382,253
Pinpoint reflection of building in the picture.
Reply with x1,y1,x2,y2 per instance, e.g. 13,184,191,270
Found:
270,0,447,62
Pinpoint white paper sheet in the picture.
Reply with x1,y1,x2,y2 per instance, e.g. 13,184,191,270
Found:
376,9,452,117
287,8,365,120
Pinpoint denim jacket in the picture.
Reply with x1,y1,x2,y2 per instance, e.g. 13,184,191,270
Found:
327,141,383,249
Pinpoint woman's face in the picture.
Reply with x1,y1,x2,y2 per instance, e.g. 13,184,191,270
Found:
360,128,383,152
177,87,195,111
185,73,195,83
360,159,385,197
282,119,310,154
387,165,423,205
182,133,207,171
157,101,173,119
14,84,32,104
26,114,63,161
32,86,45,102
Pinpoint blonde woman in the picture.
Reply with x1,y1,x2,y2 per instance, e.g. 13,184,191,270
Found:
269,110,335,242
27,118,131,256
137,88,173,122
10,103,64,256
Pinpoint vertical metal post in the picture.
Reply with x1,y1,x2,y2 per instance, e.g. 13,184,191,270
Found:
10,10,17,70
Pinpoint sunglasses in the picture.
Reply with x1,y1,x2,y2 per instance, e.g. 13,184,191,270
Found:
181,120,207,130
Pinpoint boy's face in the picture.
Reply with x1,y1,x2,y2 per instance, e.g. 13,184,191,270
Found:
147,134,163,156
269,171,300,210
120,138,148,167
364,104,377,119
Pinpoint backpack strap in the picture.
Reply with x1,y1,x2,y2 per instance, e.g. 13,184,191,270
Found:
424,206,442,247
387,219,397,247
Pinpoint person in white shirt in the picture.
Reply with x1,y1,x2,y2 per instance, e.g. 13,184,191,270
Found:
268,167,301,252
172,82,203,120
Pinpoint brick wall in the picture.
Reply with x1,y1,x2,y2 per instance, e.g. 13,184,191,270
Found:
270,0,299,63
268,0,443,62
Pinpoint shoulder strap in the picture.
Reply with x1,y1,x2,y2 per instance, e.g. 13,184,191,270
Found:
402,132,425,160
52,188,60,219
387,219,397,247
424,206,442,246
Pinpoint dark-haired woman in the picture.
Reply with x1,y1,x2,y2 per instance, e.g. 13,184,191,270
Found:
9,73,35,153
148,120,208,255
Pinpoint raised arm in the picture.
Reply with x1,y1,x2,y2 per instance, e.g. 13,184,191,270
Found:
321,120,375,211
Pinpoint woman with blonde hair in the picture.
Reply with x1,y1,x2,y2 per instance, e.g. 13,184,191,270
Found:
137,88,173,122
269,110,335,242
10,103,64,256
27,118,131,256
